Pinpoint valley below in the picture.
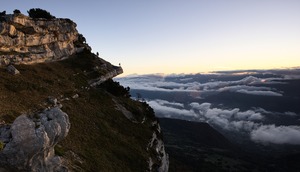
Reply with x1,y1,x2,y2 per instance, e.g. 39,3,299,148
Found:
117,69,300,171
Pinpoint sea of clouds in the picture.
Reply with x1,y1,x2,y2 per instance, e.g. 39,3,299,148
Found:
116,69,300,145
147,99,300,145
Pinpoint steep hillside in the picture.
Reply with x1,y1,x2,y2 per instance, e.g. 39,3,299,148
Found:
0,10,168,171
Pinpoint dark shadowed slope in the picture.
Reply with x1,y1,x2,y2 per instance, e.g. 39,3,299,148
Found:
159,118,233,149
159,118,256,172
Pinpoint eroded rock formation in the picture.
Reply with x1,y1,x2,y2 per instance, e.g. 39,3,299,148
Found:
0,10,168,172
0,13,88,66
89,67,123,86
0,107,70,171
147,120,169,172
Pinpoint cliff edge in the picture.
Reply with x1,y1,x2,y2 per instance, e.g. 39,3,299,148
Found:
0,9,168,172
0,12,89,65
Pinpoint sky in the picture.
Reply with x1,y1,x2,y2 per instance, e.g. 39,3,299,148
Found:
2,0,300,76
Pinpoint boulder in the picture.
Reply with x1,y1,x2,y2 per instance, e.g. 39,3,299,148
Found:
0,107,70,171
48,96,58,105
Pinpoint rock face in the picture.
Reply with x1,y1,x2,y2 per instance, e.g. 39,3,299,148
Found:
0,11,168,172
89,66,123,86
0,107,70,171
113,98,169,171
0,13,87,66
147,120,169,172
6,64,20,75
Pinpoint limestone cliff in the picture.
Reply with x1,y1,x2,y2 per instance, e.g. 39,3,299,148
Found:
0,10,168,172
147,120,169,172
0,13,88,66
0,107,70,171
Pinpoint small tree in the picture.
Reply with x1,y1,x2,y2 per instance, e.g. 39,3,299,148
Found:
0,141,4,151
27,8,55,19
78,34,86,43
0,11,6,16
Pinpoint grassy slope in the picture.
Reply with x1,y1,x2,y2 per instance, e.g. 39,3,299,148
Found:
0,51,155,171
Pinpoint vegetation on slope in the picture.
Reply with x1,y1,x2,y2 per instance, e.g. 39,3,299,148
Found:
0,50,156,171
27,8,55,19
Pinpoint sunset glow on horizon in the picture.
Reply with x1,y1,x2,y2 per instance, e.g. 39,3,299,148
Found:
2,0,300,76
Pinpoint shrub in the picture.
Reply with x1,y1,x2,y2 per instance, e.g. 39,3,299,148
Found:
0,11,6,16
0,141,4,151
54,145,65,156
78,34,86,43
100,79,131,98
0,17,5,22
13,9,21,14
27,8,55,19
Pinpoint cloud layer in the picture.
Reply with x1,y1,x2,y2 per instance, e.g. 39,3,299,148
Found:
251,125,300,145
116,70,300,145
147,99,300,145
117,74,284,98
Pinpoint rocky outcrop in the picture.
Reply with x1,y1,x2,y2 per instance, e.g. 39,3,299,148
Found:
113,98,169,171
89,66,123,87
147,120,169,172
6,64,20,75
0,107,70,171
0,13,87,66
0,10,168,172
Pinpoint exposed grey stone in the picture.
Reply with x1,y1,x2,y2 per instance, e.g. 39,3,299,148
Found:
89,67,123,86
0,14,88,66
0,107,70,171
57,103,63,108
113,99,136,122
48,97,58,105
72,94,79,99
147,120,169,172
6,65,20,75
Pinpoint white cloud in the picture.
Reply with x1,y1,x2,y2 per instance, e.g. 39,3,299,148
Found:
284,112,298,116
218,85,282,96
148,99,300,145
148,100,265,131
180,77,193,81
230,121,259,132
147,100,197,118
154,99,185,108
254,108,298,117
235,110,264,121
201,107,263,131
189,102,211,114
218,85,270,92
116,74,283,97
190,102,263,122
251,125,300,145
236,89,283,96
116,71,300,145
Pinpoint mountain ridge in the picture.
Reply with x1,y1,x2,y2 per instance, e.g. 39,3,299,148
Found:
0,9,168,171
